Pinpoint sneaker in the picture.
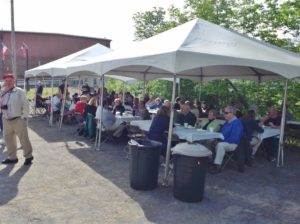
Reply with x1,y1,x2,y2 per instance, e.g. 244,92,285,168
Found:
209,165,221,174
2,158,18,164
24,157,34,165
270,157,276,163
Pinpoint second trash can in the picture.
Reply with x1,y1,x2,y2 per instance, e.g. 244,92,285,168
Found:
171,142,212,202
128,139,162,190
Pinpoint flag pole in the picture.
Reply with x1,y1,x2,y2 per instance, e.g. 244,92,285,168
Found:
10,0,17,76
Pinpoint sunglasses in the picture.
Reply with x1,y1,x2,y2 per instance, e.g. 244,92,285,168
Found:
223,111,231,114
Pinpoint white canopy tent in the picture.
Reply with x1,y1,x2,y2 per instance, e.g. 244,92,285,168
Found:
64,19,300,184
66,18,300,184
66,19,300,82
25,43,113,78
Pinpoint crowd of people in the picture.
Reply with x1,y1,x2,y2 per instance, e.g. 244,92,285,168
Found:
2,77,289,174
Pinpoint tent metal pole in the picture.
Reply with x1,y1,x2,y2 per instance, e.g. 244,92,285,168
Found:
122,82,125,104
77,76,81,93
33,77,37,116
95,75,105,150
277,79,288,167
178,78,180,97
143,73,146,96
199,68,203,101
59,77,68,130
49,77,54,126
162,74,177,186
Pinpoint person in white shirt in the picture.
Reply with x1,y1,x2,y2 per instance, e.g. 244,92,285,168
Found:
95,100,118,131
0,74,33,165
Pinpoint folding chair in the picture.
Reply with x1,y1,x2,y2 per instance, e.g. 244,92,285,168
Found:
101,128,118,144
221,136,249,173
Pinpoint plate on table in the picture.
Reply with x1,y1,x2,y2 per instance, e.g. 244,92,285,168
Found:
197,129,205,132
174,123,181,126
187,125,195,129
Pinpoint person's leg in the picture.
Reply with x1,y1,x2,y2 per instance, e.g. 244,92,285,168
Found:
214,142,237,165
250,137,262,156
269,137,279,161
3,120,18,160
15,118,33,159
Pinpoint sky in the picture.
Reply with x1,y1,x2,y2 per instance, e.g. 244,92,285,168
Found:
0,0,185,50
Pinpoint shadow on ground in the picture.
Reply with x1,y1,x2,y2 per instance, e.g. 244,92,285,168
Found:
27,116,300,223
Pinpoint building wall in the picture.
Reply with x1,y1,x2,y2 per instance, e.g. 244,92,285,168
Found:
0,31,111,78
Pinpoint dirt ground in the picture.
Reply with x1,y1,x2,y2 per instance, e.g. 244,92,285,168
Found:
0,116,299,224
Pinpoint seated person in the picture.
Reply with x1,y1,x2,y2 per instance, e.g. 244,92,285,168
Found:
135,100,150,120
193,100,203,118
148,106,170,156
112,98,125,115
72,93,79,104
242,110,264,161
124,92,134,107
51,92,62,114
145,97,156,109
81,82,91,95
196,109,220,132
209,106,244,174
95,100,118,131
150,97,163,110
174,97,181,110
177,103,197,127
75,95,88,116
35,93,48,110
186,100,200,119
83,97,98,118
260,107,281,162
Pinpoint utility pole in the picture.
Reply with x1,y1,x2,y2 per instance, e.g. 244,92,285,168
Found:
10,0,17,76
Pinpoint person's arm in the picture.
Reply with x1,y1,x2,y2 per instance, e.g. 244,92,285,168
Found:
20,90,29,119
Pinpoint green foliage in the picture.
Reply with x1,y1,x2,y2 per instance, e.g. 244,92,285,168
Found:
127,0,300,119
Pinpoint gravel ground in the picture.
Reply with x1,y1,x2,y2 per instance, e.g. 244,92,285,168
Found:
0,116,299,224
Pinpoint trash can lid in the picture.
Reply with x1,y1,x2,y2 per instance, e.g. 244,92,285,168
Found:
171,142,212,157
128,139,162,148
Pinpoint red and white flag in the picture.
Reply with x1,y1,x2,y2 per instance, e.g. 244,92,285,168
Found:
0,42,9,60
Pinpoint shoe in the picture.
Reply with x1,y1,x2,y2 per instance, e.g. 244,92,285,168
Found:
238,165,245,173
24,157,34,165
209,165,221,174
245,159,253,167
2,158,18,164
269,157,276,163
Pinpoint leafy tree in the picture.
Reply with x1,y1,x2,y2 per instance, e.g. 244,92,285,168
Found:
129,0,300,119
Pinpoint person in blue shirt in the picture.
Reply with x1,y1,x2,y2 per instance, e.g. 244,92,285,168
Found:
148,106,170,156
149,97,163,110
210,106,244,174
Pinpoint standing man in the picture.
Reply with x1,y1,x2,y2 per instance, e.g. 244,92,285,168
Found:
209,106,244,174
0,74,33,165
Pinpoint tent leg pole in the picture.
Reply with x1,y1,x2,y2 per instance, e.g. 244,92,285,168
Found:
277,79,288,167
162,74,177,186
95,75,105,151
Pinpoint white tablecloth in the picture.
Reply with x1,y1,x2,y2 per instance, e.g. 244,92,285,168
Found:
130,120,224,142
258,127,280,140
130,120,152,131
173,126,224,142
115,115,141,126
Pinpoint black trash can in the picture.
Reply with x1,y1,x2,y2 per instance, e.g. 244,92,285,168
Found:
128,139,162,190
171,143,212,202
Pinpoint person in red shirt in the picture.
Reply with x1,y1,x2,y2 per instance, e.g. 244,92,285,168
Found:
75,95,88,116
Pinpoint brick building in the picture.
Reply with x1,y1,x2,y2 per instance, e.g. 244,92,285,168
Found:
0,31,111,78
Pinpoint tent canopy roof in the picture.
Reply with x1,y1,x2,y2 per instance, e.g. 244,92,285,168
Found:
25,43,112,78
67,19,300,82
